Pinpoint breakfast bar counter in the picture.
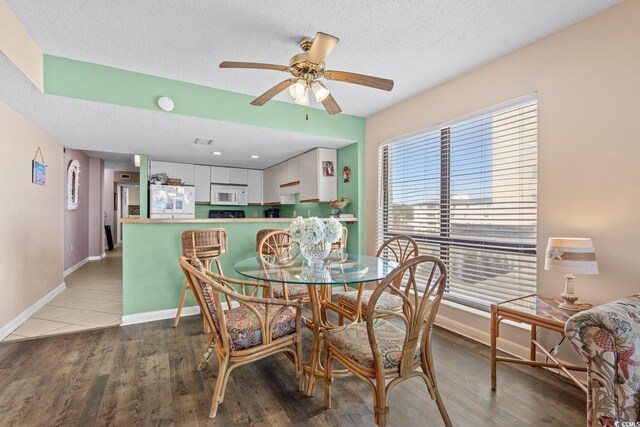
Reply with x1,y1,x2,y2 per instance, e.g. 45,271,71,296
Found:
120,217,357,323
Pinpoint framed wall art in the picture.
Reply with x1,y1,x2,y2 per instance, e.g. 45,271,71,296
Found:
322,161,334,177
32,147,46,186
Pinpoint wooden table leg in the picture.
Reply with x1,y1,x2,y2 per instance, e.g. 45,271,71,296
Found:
490,304,498,390
304,284,322,397
530,324,537,361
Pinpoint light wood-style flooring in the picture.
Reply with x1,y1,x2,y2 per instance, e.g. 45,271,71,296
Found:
4,248,122,341
0,314,585,426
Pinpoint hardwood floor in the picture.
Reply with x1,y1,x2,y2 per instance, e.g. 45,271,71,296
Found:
0,315,585,426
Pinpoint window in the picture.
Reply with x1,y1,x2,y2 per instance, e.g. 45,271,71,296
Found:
377,95,538,309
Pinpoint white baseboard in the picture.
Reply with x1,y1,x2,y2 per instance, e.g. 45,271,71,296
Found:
65,253,107,277
121,301,238,326
0,282,66,342
64,258,89,277
121,305,201,326
435,314,529,359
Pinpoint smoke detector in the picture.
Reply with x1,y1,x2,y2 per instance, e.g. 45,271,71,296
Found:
157,96,174,112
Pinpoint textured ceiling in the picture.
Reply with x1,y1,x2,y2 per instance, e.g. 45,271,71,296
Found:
0,54,350,170
6,0,620,117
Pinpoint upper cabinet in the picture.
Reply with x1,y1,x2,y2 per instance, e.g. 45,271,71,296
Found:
247,169,263,205
299,148,337,202
172,163,195,185
194,165,211,203
148,161,194,185
229,168,248,185
211,166,249,185
262,165,280,204
210,166,231,184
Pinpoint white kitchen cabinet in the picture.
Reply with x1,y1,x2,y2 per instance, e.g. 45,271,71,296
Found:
262,165,279,204
194,165,211,203
285,157,300,184
299,148,337,202
149,161,194,185
229,168,248,185
247,169,263,205
211,166,230,184
172,163,195,185
148,160,174,179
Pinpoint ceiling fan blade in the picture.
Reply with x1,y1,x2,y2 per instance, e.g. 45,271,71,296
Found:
250,79,297,106
324,70,394,91
307,32,340,64
220,61,289,72
321,93,342,115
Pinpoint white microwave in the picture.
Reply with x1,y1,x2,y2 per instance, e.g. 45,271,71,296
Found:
210,184,248,206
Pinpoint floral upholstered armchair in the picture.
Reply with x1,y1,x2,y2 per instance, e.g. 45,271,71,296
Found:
565,295,640,426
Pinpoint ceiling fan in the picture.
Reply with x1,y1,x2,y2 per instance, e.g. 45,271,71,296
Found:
219,32,394,115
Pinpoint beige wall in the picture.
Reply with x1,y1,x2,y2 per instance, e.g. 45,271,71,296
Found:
365,1,640,357
0,101,63,331
0,0,43,91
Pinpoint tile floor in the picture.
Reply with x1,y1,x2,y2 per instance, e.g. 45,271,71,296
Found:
4,247,122,341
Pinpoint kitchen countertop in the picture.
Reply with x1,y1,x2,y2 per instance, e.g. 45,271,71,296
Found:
121,217,357,224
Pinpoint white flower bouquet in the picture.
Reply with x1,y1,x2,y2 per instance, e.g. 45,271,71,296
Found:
289,216,342,268
289,216,342,245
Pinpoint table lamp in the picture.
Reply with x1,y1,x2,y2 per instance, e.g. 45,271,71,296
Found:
544,237,598,311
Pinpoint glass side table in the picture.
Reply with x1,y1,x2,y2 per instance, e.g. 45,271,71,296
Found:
490,293,590,392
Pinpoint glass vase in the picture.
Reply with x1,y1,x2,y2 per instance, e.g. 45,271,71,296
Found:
300,240,331,269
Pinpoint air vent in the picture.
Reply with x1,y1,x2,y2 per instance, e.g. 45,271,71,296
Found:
194,138,214,146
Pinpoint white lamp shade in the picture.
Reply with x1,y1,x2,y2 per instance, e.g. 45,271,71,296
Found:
311,81,330,102
544,237,598,275
288,80,307,99
294,90,309,106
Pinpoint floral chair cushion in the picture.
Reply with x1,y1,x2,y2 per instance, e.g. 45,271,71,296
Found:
226,304,297,352
190,256,221,335
272,284,309,299
325,319,420,369
566,295,640,426
338,289,403,312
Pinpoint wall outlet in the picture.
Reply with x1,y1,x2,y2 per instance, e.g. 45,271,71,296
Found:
70,244,74,252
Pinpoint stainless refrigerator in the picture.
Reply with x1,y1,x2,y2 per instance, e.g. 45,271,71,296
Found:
149,185,195,219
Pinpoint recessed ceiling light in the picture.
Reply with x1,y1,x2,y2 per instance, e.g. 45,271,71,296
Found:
212,151,222,156
250,155,259,159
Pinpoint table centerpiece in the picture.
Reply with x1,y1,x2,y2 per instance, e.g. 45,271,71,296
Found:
289,216,343,269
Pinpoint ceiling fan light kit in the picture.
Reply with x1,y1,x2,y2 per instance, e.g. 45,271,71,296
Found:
219,32,394,115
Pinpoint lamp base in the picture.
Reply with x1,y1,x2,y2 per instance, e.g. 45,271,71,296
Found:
558,301,581,311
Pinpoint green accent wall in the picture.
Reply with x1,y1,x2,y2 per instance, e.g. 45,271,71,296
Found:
43,55,366,252
43,55,364,141
122,220,357,315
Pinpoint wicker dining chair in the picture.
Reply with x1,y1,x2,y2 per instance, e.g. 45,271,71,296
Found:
324,255,452,427
258,229,311,302
179,256,304,418
173,228,227,329
337,235,419,322
330,226,348,254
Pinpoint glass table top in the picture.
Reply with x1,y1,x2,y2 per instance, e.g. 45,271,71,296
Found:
497,294,592,325
234,253,398,286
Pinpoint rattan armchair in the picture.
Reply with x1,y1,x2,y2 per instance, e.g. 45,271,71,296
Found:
257,229,311,302
324,255,451,427
179,256,304,418
338,235,419,322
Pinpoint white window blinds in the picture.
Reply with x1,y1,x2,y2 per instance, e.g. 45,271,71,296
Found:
377,96,538,309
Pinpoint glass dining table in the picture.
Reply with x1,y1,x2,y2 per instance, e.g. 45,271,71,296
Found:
234,253,398,396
